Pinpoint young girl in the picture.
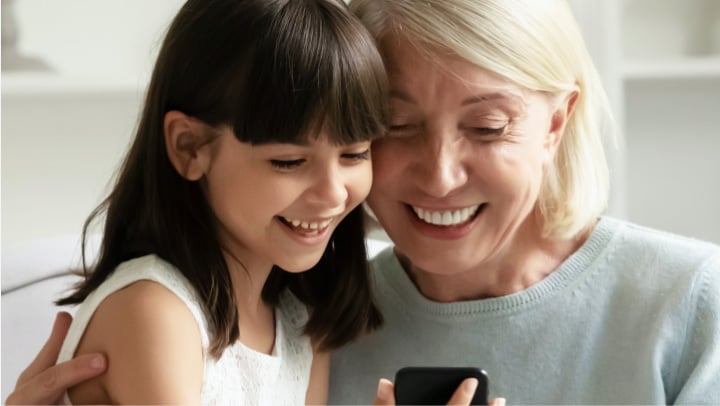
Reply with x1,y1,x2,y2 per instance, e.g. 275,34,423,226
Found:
54,0,387,403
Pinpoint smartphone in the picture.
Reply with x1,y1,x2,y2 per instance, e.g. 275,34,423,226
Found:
394,366,489,405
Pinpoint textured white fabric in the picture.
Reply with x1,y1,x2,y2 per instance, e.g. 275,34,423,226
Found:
57,255,313,405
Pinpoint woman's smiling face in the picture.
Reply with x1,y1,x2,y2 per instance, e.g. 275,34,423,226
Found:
367,35,567,275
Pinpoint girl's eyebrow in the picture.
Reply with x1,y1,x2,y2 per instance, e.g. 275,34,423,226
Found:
255,143,310,150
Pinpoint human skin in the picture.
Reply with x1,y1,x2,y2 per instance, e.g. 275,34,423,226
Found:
366,34,586,303
5,313,107,405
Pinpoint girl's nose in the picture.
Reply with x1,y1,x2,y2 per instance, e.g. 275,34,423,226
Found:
305,166,349,208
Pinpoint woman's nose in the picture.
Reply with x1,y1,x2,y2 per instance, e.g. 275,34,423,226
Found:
414,134,468,198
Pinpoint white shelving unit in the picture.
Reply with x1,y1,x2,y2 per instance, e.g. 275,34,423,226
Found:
619,0,720,243
623,56,720,80
571,0,720,244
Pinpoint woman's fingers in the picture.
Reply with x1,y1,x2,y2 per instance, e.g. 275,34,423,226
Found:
446,377,478,405
18,312,72,380
5,312,107,405
488,397,507,406
7,353,106,405
371,375,504,406
373,378,396,405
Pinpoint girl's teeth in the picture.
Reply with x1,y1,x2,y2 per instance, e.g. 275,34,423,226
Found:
283,217,333,231
411,205,480,226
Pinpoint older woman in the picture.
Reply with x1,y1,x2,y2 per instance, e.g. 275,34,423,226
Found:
328,0,720,404
7,0,720,405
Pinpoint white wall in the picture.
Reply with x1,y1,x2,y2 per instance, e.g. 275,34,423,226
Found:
4,0,183,78
2,91,141,243
2,0,184,252
625,79,720,243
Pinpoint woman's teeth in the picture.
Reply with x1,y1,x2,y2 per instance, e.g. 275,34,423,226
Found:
282,217,332,231
411,205,480,226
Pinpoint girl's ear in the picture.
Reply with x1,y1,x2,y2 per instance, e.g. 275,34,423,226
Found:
164,111,212,181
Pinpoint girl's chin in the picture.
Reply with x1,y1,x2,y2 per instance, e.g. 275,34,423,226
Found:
275,248,328,273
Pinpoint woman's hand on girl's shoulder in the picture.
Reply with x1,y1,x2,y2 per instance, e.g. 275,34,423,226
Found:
5,312,106,405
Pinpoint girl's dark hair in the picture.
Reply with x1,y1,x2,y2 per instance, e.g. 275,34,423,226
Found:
57,0,387,357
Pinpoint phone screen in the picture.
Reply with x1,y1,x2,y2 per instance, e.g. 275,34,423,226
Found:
394,367,489,405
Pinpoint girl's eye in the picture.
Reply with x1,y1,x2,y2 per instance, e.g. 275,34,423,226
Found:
270,159,305,169
342,149,370,161
389,124,412,131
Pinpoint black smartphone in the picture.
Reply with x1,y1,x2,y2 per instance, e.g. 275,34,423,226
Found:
394,366,489,405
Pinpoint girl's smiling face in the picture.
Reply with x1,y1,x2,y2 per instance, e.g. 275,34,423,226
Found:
204,128,372,274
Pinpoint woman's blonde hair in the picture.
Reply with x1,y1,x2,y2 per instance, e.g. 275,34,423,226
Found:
351,0,615,239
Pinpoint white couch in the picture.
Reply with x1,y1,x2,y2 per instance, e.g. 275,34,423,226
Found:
1,235,91,399
0,235,392,399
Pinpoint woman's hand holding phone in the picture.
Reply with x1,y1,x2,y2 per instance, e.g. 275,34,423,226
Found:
373,374,506,406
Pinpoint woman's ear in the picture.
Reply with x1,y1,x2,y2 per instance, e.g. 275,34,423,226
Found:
545,89,579,153
164,111,212,181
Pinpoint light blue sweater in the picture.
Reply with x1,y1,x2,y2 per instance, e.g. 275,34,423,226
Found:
329,217,720,404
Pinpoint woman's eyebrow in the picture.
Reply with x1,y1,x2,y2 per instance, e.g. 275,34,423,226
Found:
389,89,523,107
389,89,416,104
461,91,522,106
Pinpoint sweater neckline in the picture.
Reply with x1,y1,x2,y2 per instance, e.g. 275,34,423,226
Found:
376,217,623,318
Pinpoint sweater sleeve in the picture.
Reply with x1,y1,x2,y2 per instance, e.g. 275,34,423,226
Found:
672,251,720,404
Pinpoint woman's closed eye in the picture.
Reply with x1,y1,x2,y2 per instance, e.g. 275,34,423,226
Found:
468,126,506,136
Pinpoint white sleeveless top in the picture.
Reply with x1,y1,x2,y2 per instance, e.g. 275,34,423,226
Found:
57,255,313,405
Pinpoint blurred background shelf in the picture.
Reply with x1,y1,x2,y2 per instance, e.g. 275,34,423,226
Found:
623,56,720,80
568,0,720,244
618,0,720,243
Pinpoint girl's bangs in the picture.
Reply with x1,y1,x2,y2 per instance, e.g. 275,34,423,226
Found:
232,0,388,146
